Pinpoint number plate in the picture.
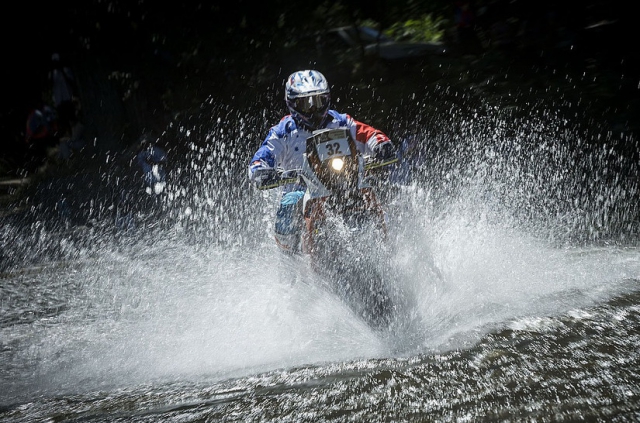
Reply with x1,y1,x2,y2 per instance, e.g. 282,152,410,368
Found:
316,138,351,161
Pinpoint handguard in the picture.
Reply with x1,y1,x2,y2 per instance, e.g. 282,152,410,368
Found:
374,142,397,162
251,168,278,188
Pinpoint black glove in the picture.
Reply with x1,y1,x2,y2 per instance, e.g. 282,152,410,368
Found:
374,142,397,162
252,167,278,186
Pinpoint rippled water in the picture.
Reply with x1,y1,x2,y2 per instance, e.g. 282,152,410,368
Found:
2,91,640,421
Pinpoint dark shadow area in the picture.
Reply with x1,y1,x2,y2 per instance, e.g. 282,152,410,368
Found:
1,0,638,233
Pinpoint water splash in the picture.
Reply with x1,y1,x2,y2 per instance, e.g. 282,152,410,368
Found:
2,89,640,403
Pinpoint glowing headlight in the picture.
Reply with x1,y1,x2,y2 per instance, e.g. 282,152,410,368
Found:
330,157,345,171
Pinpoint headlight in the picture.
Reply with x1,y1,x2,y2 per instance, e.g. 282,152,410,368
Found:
330,157,344,171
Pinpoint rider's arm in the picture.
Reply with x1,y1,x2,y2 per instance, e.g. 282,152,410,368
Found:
249,137,284,184
330,111,393,156
353,119,392,153
248,118,294,181
249,147,275,182
345,114,396,161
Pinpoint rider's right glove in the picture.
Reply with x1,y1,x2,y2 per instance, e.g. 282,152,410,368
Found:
250,166,278,187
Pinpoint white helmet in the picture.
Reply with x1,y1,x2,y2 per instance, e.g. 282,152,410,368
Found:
285,70,331,129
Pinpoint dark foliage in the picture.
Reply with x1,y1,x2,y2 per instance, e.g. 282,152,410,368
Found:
1,0,638,181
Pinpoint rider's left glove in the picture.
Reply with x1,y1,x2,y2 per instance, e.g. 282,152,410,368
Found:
374,142,397,162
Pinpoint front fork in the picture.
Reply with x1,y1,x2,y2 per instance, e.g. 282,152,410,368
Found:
301,187,387,255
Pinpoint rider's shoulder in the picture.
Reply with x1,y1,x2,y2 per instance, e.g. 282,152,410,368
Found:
326,109,352,126
269,115,298,138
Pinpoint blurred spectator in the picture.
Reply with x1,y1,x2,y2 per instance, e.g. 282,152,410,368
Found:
454,0,482,54
114,135,169,230
48,53,86,160
24,104,58,171
136,137,168,195
49,53,79,139
25,104,57,144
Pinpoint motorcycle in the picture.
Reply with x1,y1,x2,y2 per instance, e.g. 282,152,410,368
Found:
257,127,398,329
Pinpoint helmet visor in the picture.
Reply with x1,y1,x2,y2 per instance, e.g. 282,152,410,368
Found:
292,93,330,115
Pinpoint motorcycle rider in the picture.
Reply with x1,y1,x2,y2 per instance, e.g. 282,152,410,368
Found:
248,70,397,252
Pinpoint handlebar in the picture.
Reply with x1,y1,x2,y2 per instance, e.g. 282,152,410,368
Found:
255,156,398,190
364,156,398,170
255,169,300,190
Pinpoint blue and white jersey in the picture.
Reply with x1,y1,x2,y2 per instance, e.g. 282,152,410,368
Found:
249,109,391,179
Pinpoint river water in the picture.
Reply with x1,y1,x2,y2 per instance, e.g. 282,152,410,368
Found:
2,92,640,421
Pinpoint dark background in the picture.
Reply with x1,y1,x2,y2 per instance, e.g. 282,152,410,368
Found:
1,0,638,180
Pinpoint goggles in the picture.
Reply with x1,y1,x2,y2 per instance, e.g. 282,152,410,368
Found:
292,93,330,114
